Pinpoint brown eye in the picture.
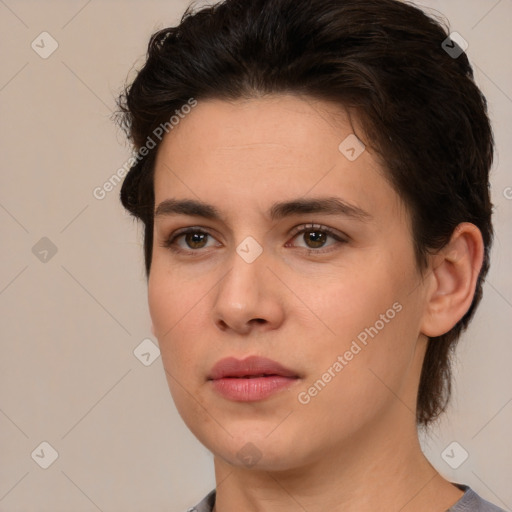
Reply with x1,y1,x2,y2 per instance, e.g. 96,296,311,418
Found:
162,228,219,253
184,232,209,249
288,224,347,252
302,229,328,249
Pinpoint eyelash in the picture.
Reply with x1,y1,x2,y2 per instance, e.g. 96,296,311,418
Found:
160,223,348,256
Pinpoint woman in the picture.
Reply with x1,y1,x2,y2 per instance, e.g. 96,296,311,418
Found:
116,0,505,510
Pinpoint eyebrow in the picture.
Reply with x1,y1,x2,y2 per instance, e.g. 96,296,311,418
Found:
154,197,372,222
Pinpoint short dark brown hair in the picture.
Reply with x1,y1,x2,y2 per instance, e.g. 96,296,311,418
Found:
116,0,494,427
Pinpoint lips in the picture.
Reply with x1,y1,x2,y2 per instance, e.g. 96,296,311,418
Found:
208,356,301,402
208,355,299,380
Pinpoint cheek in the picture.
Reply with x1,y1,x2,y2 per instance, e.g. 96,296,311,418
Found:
148,265,212,375
293,257,420,397
148,272,173,334
148,273,215,432
148,268,190,366
292,259,401,338
148,277,201,416
148,255,199,333
295,313,418,439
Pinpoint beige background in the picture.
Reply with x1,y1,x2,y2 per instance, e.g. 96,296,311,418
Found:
0,1,511,511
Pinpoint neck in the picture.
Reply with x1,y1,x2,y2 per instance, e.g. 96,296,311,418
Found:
212,410,464,512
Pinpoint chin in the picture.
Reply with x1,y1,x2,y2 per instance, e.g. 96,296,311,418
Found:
198,426,310,472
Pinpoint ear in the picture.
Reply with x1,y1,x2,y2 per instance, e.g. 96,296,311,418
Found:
420,222,484,338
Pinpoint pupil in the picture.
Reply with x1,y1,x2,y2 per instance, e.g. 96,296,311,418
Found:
187,232,207,248
305,230,326,248
184,231,327,250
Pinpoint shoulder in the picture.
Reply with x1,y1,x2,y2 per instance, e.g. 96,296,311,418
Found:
186,489,216,512
185,485,508,512
448,483,507,512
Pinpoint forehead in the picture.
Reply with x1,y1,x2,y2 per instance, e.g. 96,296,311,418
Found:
152,95,405,225
157,94,355,161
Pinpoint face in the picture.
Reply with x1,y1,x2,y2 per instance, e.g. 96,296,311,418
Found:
149,95,430,471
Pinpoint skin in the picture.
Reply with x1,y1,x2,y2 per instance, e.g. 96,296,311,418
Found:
148,95,483,512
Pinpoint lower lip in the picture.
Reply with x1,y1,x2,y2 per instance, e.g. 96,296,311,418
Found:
210,376,298,401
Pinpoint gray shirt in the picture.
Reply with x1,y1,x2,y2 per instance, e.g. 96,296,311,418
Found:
187,483,507,512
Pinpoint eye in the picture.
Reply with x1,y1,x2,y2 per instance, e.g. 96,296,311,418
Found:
161,228,219,253
161,224,348,255
287,224,347,252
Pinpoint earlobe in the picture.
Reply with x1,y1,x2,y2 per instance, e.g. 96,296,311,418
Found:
420,223,484,338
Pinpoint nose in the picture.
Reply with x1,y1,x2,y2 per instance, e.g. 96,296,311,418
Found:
212,249,285,335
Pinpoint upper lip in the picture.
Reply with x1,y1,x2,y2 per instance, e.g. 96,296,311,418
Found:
208,356,300,380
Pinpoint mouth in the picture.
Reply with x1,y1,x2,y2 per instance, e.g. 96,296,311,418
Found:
208,355,300,380
225,374,281,378
207,356,301,401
